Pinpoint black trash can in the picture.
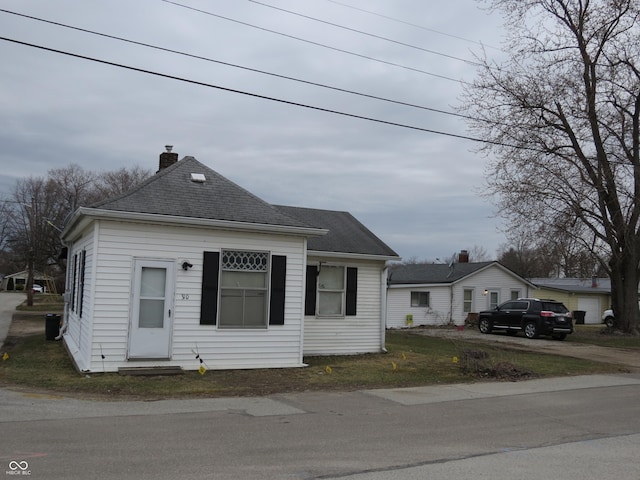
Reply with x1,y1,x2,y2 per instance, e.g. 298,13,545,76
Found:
45,314,61,340
572,310,586,325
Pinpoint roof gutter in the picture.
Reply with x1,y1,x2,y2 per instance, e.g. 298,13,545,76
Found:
62,207,328,240
308,250,400,262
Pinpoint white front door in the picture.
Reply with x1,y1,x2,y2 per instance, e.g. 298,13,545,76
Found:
128,259,175,359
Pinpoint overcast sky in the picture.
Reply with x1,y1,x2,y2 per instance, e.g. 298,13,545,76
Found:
0,0,509,261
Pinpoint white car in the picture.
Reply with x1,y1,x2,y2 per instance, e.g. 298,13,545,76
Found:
602,309,615,328
31,284,43,293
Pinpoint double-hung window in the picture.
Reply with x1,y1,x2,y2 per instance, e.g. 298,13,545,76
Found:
219,250,268,328
463,289,473,313
304,264,358,317
410,291,430,307
200,251,286,327
318,266,345,316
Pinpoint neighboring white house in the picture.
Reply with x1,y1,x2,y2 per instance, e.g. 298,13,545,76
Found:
387,254,535,328
59,149,399,373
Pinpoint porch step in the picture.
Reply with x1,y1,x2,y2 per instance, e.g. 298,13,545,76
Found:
118,366,184,376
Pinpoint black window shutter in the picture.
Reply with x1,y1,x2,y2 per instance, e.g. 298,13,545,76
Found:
200,251,220,325
71,254,77,312
304,265,318,316
346,267,358,316
269,255,286,325
78,250,86,317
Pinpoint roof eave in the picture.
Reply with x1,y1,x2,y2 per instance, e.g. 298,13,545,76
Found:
388,282,451,288
62,207,328,239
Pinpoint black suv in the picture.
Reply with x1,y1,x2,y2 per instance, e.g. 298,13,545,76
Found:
478,298,573,340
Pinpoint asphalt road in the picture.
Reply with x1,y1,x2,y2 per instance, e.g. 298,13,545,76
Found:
1,374,640,479
2,293,640,479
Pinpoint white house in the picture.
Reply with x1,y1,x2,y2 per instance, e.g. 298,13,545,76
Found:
59,149,399,373
387,254,535,328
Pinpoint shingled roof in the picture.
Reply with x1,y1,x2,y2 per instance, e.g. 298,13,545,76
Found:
90,156,311,229
389,261,505,284
74,155,397,259
275,205,398,258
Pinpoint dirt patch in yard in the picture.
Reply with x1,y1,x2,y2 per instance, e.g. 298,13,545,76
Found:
411,326,640,372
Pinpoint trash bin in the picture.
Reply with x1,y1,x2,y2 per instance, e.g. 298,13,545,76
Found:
572,310,586,325
45,314,61,340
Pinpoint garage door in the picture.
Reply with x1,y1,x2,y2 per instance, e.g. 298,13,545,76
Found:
577,297,601,324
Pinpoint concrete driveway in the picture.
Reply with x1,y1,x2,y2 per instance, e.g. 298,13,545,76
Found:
414,326,640,371
0,292,26,346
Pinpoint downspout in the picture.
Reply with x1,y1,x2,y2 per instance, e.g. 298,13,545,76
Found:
450,284,454,325
299,239,308,366
380,265,389,353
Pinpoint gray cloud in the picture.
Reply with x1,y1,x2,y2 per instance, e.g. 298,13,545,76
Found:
0,0,507,260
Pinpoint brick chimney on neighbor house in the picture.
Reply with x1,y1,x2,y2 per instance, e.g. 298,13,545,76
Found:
157,145,178,172
458,250,469,263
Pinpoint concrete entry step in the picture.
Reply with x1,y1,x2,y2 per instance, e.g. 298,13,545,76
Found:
118,366,184,376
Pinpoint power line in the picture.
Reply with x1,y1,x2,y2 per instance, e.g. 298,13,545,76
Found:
322,0,502,51
0,35,528,150
159,0,467,84
0,8,476,122
247,0,481,66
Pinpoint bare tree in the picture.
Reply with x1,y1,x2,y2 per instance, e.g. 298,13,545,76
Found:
0,200,12,254
462,0,640,333
467,245,492,262
4,164,153,300
8,177,63,304
48,164,100,214
94,166,152,198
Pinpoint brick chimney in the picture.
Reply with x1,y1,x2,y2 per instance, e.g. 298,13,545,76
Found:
458,250,469,263
157,145,178,172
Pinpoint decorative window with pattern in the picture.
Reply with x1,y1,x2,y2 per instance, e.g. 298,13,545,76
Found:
200,251,287,328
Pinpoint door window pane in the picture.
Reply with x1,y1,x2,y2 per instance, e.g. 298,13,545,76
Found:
138,267,166,328
139,299,164,328
141,267,166,297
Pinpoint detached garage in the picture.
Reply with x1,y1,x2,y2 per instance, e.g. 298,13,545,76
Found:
531,278,611,324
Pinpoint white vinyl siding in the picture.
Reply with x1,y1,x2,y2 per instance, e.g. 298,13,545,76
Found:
387,285,452,328
63,227,96,372
65,220,306,372
303,259,385,355
387,264,533,328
